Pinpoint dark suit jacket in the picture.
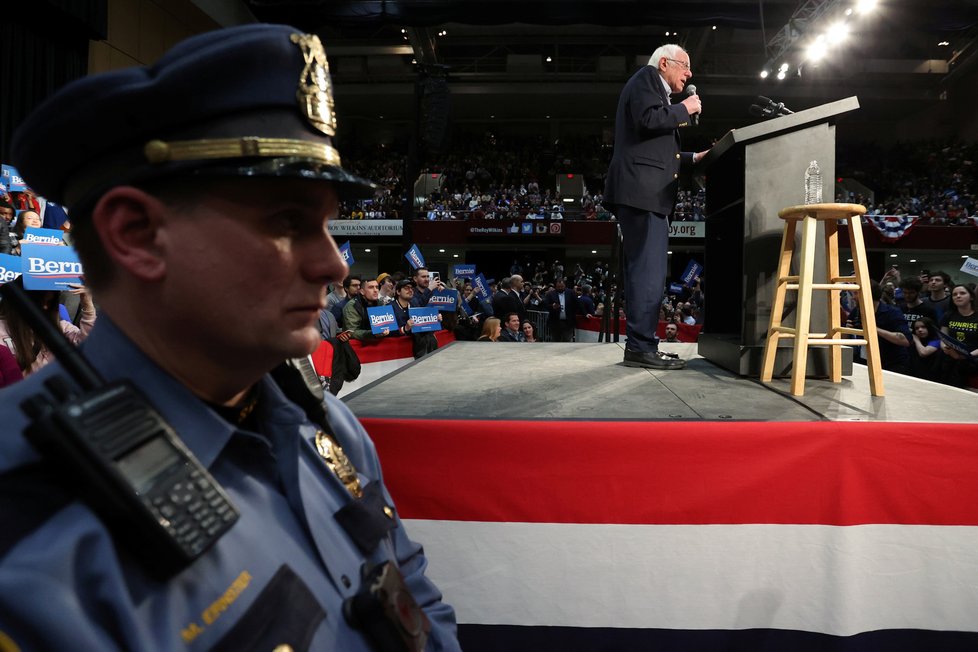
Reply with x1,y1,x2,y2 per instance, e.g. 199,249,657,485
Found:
492,289,526,321
544,288,578,325
603,66,694,215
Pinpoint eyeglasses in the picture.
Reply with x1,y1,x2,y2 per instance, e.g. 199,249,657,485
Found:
665,58,691,71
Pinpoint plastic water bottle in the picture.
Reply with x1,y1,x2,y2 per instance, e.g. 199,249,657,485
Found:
804,160,822,204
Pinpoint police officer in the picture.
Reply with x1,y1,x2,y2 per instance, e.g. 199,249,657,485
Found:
0,24,460,651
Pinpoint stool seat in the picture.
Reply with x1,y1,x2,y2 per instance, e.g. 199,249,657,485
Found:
778,203,866,221
760,202,883,397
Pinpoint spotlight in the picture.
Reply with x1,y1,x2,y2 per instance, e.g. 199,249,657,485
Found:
439,249,445,253
890,253,898,258
760,70,769,79
855,0,877,14
712,25,717,30
779,62,790,72
776,70,786,80
826,22,849,42
806,36,828,61
364,248,372,253
546,56,552,62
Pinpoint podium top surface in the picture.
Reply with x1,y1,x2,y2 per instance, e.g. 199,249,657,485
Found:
700,96,860,167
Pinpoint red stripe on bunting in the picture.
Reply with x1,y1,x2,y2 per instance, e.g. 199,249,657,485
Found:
362,418,978,526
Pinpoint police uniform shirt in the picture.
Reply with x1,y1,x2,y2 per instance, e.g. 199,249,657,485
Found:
0,317,460,651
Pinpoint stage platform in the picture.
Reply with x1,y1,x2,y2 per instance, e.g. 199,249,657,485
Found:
344,341,977,423
342,342,978,651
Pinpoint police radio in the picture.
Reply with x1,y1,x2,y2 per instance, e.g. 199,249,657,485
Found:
0,281,238,578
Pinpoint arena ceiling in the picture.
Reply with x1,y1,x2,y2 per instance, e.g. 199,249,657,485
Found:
240,0,978,138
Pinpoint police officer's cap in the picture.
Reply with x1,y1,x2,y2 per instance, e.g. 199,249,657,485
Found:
11,24,378,210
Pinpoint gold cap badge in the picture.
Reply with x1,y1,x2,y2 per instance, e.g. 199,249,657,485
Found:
290,33,337,137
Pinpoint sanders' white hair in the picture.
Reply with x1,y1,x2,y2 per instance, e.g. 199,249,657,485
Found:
648,44,686,68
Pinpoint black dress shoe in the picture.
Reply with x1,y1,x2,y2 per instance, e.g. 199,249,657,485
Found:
623,349,686,369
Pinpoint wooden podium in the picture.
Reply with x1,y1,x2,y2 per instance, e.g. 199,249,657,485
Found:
695,96,861,376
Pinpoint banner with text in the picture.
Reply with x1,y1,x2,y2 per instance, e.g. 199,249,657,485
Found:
453,264,476,278
405,244,426,270
409,306,442,333
429,288,459,312
0,254,22,284
473,273,491,301
22,227,66,246
366,305,397,335
680,259,704,287
21,243,83,290
339,241,355,266
328,219,403,237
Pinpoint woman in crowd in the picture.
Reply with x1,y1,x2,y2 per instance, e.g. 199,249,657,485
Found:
908,317,941,381
521,320,539,342
9,210,43,256
937,284,978,387
0,277,96,376
477,317,501,342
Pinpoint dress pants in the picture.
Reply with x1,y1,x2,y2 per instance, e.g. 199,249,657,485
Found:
616,203,669,353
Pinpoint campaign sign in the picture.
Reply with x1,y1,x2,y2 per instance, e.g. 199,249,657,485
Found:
453,263,476,278
668,283,684,295
429,288,459,312
680,259,703,286
405,243,426,270
409,306,441,333
473,273,491,300
960,256,978,279
2,164,27,192
21,243,83,290
460,298,474,316
940,332,976,360
366,305,397,335
339,241,355,266
0,254,22,285
22,227,66,246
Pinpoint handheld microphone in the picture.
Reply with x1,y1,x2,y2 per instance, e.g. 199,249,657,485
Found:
686,84,699,126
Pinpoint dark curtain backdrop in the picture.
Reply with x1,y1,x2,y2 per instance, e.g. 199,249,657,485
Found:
1,0,106,163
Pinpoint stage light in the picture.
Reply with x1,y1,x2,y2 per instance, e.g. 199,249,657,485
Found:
845,8,853,15
546,56,552,62
760,70,769,79
855,0,877,14
938,41,950,46
667,251,673,255
364,248,372,253
806,38,828,62
452,254,459,258
777,70,787,80
439,249,446,253
411,59,417,64
712,25,717,30
889,253,898,258
826,22,849,43
591,250,598,254
779,62,790,72
910,259,917,263
400,28,406,34
665,31,671,36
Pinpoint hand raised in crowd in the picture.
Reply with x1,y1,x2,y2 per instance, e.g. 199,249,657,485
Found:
67,282,95,312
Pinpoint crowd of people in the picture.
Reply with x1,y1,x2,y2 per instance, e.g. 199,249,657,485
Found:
837,140,977,225
848,268,978,389
334,137,976,226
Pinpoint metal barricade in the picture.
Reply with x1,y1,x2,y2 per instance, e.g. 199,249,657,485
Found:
527,310,551,342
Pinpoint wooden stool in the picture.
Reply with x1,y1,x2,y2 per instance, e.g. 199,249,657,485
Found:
760,203,884,397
